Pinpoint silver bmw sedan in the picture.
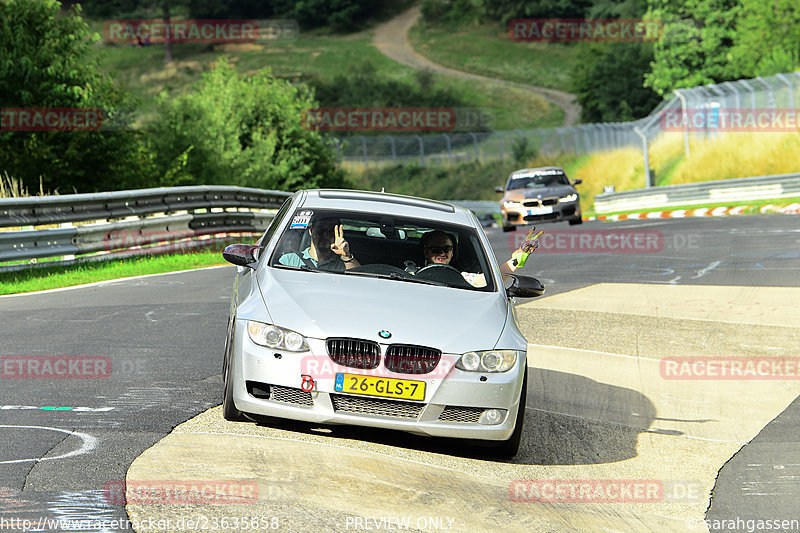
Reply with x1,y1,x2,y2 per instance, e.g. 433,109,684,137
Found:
221,189,544,457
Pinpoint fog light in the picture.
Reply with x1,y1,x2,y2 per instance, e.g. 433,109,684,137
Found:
478,409,506,425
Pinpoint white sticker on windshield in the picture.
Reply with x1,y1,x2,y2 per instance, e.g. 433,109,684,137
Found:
290,210,313,229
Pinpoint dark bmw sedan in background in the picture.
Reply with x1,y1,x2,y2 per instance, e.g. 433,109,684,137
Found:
496,166,583,231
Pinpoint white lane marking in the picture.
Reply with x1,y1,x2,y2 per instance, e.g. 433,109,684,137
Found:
0,265,230,299
692,261,721,279
610,221,673,228
0,425,98,464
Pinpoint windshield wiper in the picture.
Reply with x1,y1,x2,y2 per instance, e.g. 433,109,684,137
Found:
343,270,446,286
389,273,446,286
272,264,318,272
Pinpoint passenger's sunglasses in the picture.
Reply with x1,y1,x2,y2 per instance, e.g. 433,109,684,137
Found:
426,245,453,255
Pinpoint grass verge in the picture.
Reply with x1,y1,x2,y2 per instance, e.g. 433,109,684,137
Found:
408,21,579,91
90,23,561,130
0,252,227,296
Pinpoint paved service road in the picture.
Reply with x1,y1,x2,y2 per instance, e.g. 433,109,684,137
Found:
1,215,798,532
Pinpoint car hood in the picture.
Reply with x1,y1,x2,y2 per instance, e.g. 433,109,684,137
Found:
256,267,509,353
505,185,575,201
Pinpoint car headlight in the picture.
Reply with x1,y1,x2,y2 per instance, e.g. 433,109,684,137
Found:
247,321,309,352
456,350,518,372
503,201,522,208
559,193,578,203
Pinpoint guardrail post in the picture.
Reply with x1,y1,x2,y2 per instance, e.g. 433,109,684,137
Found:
388,135,397,165
443,133,452,164
634,127,652,188
414,135,425,167
673,89,691,157
333,137,342,161
358,136,368,167
468,132,479,162
557,128,566,152
740,80,757,110
755,76,775,108
721,81,740,109
777,73,794,110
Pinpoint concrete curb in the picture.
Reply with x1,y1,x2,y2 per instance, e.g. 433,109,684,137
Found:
585,202,800,222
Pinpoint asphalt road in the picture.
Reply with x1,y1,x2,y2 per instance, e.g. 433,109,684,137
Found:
0,215,798,532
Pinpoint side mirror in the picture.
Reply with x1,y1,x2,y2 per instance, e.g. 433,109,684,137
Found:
505,274,544,298
573,179,582,185
223,243,258,268
495,186,504,194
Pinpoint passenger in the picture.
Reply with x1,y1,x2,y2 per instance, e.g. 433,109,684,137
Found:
279,216,360,271
418,230,534,288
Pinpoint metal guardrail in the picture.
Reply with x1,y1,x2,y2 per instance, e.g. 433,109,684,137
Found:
0,185,289,228
593,172,800,213
0,186,291,270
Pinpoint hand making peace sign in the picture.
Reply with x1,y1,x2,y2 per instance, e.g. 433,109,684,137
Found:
329,224,350,258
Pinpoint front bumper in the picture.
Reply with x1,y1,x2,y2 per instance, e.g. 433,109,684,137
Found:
230,324,526,441
502,200,580,225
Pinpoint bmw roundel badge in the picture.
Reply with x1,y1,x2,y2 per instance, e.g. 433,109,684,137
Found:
378,330,392,339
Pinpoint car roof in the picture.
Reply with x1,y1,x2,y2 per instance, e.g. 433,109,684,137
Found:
297,189,477,227
509,166,565,177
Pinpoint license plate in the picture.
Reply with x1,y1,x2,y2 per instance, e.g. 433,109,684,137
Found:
334,373,425,401
528,206,553,215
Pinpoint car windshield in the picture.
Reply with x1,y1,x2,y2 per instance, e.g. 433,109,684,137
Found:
508,171,570,189
267,208,496,291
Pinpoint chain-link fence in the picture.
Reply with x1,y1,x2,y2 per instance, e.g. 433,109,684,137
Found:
331,71,800,185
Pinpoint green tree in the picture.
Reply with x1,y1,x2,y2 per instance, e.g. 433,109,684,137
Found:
0,0,152,193
643,0,741,95
729,0,800,77
146,58,347,191
572,42,661,121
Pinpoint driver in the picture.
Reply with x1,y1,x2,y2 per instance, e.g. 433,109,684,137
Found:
279,216,361,271
420,230,533,288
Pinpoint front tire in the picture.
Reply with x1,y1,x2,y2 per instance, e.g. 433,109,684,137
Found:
568,217,583,225
502,224,517,232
